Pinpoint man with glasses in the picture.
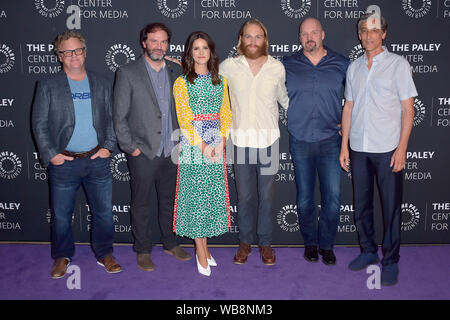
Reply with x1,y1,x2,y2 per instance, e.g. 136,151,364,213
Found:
32,30,121,279
220,19,289,266
113,23,191,272
340,8,417,286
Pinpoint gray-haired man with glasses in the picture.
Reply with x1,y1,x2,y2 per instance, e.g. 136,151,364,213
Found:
32,30,121,279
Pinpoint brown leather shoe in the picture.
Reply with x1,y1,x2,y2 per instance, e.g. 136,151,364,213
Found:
137,253,155,271
50,257,70,279
259,246,276,266
97,255,122,274
234,243,251,264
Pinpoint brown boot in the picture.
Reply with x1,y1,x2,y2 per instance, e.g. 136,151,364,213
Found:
234,243,251,264
50,258,70,279
137,253,155,271
259,246,276,266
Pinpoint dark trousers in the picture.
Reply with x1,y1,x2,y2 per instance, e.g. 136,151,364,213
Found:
233,144,276,246
350,149,403,266
126,153,178,253
49,157,113,260
289,134,342,250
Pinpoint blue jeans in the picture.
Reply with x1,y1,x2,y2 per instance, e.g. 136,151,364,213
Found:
289,134,342,250
233,144,277,246
350,149,403,266
49,157,114,260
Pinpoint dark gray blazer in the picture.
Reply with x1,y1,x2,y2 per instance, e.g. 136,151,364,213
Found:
31,70,116,166
112,55,181,159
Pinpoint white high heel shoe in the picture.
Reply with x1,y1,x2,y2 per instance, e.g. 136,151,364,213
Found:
196,255,211,276
207,255,217,267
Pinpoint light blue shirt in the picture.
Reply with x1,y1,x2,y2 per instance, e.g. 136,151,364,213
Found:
65,75,98,152
344,47,418,153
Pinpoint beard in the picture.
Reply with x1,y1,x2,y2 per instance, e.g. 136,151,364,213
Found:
239,42,268,59
303,40,318,53
146,48,166,61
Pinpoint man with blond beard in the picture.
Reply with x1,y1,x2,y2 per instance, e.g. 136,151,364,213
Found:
220,19,289,266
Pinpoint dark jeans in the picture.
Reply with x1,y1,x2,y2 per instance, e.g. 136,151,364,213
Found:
289,134,342,250
126,153,178,253
350,149,403,266
49,157,113,260
233,144,277,246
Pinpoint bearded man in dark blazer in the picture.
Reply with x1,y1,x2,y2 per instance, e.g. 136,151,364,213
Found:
113,23,191,271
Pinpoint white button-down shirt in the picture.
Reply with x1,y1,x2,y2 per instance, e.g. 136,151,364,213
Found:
219,55,289,148
344,47,418,153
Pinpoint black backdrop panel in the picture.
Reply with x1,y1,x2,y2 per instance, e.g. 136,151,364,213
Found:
0,0,449,245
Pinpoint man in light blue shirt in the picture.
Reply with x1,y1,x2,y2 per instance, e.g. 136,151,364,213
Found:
340,9,417,286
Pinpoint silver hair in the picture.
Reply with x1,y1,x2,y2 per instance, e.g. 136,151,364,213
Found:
358,12,387,33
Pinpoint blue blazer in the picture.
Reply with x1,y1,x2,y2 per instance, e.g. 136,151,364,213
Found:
32,70,116,166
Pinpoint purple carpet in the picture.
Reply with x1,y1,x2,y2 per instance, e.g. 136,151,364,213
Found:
0,243,448,300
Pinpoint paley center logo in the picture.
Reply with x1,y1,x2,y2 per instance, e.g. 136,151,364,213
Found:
281,0,311,19
110,153,130,182
0,44,15,74
35,0,65,18
402,0,432,18
157,0,188,19
414,97,426,126
401,203,420,231
105,44,136,72
0,151,22,180
349,44,364,62
277,204,300,233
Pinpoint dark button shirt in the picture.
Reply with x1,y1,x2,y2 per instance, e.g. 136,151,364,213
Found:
145,60,174,157
282,47,350,143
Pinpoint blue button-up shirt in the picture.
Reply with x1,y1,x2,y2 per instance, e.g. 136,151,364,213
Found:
145,60,174,157
344,47,418,153
283,47,349,143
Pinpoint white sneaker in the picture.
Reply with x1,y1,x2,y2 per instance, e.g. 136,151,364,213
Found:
196,255,211,277
207,255,217,267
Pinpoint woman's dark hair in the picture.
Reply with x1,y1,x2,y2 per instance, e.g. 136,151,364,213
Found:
140,22,172,44
182,31,221,85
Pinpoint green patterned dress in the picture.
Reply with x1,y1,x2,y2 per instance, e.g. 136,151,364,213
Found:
172,74,232,239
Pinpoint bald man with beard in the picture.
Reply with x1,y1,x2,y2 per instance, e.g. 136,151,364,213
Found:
282,18,349,266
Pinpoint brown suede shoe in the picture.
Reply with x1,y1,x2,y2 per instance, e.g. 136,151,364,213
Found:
234,243,251,264
164,246,192,261
259,246,276,266
97,255,122,274
137,253,155,271
50,257,70,279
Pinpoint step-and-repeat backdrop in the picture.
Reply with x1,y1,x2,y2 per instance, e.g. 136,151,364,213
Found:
0,0,449,245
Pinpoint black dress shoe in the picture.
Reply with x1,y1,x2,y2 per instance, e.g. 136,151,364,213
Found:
319,249,336,265
304,246,318,262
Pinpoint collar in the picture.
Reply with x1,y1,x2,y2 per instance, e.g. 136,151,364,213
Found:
297,45,334,63
363,45,388,64
144,55,166,73
236,54,274,67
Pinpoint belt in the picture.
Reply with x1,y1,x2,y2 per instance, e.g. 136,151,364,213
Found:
193,113,220,121
62,145,100,159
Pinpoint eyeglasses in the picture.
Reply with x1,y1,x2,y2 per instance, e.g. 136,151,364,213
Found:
58,47,86,57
